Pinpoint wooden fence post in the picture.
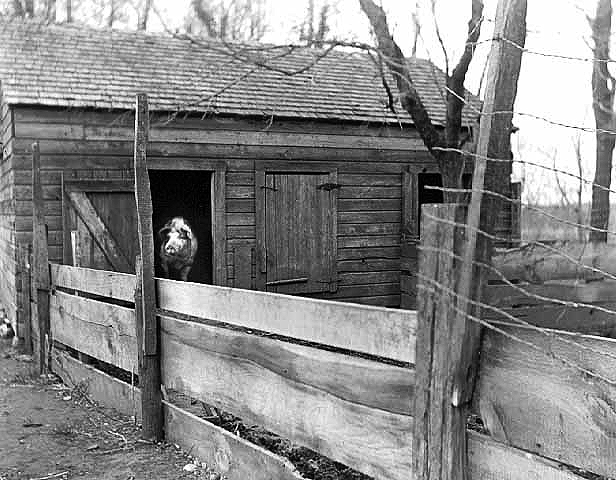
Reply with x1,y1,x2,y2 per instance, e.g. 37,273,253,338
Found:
17,244,33,354
134,93,163,441
413,204,486,480
32,141,51,373
400,170,419,309
413,1,526,478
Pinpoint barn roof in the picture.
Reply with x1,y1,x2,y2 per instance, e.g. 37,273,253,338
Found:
0,20,481,126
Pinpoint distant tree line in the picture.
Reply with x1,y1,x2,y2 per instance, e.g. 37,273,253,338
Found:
1,0,334,43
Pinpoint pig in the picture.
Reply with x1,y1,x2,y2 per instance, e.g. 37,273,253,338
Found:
158,217,198,281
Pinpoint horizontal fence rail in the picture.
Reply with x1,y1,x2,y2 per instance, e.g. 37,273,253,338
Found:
157,278,417,364
160,313,414,479
50,263,136,302
50,290,137,372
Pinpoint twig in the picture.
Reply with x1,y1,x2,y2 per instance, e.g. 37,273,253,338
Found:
28,472,68,480
108,430,128,447
94,445,136,455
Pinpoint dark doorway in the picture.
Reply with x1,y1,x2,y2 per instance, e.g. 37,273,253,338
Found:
149,170,213,284
417,172,472,235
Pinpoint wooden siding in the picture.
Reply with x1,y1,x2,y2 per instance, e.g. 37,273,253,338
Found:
0,97,17,330
10,106,435,307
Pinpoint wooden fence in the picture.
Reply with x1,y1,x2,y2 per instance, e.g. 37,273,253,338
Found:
35,259,616,480
24,95,616,479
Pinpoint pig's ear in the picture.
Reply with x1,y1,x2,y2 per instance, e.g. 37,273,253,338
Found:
180,224,193,239
158,226,171,240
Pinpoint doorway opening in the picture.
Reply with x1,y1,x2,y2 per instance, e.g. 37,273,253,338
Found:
149,170,213,284
417,172,472,235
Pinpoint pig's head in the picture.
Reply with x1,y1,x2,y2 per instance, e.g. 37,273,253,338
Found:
158,217,194,256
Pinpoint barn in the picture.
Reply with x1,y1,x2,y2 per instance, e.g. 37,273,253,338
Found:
0,20,516,341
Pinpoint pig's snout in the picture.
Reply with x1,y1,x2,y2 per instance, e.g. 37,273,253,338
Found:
164,243,178,255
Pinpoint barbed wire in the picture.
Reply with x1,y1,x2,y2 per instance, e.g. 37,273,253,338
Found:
421,211,616,283
425,185,616,237
431,145,616,197
417,277,616,387
499,35,613,65
418,241,616,334
418,208,616,379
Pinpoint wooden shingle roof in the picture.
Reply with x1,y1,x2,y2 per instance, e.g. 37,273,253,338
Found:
0,20,481,126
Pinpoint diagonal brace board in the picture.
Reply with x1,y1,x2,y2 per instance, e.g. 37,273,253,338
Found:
66,190,132,272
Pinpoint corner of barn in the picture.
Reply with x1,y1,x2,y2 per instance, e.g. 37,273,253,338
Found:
0,82,20,336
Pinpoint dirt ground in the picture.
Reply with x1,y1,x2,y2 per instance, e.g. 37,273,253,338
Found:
0,339,219,480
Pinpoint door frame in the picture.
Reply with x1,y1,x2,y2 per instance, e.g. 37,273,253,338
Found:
148,160,227,286
254,161,338,293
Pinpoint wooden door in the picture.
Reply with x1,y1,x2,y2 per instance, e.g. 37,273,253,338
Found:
261,172,336,294
62,179,137,273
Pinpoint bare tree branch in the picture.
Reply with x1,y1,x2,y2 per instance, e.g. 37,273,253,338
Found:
11,0,25,17
411,2,420,58
358,0,443,153
430,0,449,74
445,0,483,148
138,0,152,30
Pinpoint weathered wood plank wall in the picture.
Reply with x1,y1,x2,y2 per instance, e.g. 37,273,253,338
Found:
9,106,435,308
0,99,18,330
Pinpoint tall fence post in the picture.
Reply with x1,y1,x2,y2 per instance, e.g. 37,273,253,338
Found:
32,141,50,373
413,1,526,477
413,204,486,480
134,93,163,441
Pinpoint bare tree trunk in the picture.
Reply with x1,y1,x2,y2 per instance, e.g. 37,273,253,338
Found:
192,0,218,38
108,0,116,27
307,0,314,43
411,2,421,58
66,0,72,22
138,0,152,30
590,0,615,243
46,0,56,21
315,4,329,48
12,0,25,17
24,0,34,16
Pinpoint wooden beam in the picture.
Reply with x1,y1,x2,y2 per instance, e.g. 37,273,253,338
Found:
32,141,50,373
52,347,141,422
413,1,528,479
468,431,586,480
17,244,32,354
50,264,136,302
157,278,416,364
50,290,137,371
164,401,303,480
160,315,413,480
66,190,132,273
477,326,616,478
413,204,473,480
133,93,163,441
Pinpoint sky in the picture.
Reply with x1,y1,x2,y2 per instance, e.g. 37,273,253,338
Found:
58,0,602,204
